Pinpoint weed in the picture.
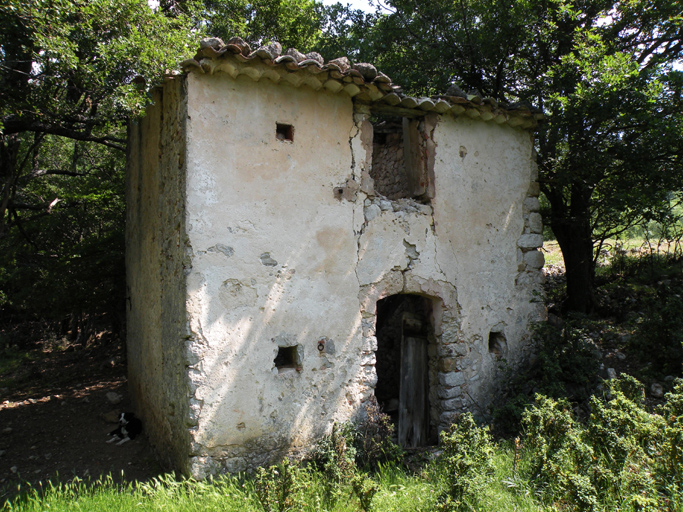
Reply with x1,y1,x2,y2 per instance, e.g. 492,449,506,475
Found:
254,458,305,512
434,413,495,511
355,399,403,471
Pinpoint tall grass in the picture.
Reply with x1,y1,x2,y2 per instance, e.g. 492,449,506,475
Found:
3,454,550,512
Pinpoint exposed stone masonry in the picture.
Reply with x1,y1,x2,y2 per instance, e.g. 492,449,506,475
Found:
372,132,408,199
127,36,547,478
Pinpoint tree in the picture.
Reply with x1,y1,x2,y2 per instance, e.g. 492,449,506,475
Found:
192,0,325,50
0,0,196,332
0,0,341,334
360,0,683,312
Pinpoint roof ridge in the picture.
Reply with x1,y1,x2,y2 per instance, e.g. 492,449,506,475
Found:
179,37,544,130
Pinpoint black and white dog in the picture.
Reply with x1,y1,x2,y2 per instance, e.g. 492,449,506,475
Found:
107,412,143,445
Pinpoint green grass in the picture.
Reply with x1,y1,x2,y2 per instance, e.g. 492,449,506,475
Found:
543,236,681,271
2,455,550,512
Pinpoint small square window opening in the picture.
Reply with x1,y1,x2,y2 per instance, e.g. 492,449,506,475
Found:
276,123,294,142
274,345,299,371
488,331,507,359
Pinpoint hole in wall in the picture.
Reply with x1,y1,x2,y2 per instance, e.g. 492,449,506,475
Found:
371,117,408,199
370,114,433,203
488,331,507,359
274,345,300,371
276,123,294,142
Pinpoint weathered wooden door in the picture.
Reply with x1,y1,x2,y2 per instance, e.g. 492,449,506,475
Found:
398,313,430,448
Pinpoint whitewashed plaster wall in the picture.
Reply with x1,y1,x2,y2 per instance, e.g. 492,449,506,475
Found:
356,115,544,428
127,70,545,477
183,73,370,475
126,77,192,472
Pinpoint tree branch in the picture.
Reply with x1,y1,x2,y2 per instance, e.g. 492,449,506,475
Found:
2,120,126,150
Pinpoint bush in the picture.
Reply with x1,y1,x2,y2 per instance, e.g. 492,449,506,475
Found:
254,458,306,512
434,413,495,511
493,319,602,435
520,375,683,511
308,421,383,511
628,293,683,377
355,399,403,471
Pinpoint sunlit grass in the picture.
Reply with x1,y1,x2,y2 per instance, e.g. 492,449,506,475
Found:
3,455,555,512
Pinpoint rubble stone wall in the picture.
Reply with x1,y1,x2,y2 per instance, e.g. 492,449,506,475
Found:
371,131,408,199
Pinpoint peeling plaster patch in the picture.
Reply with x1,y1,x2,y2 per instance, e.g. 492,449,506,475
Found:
219,279,258,309
333,177,360,201
403,239,419,261
207,244,234,257
191,167,219,206
259,252,278,266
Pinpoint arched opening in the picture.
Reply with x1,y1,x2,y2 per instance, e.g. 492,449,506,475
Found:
375,293,436,448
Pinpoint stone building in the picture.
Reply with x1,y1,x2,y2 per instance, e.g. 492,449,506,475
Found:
126,37,546,477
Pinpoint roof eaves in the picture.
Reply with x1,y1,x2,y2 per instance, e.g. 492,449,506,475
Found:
179,37,544,130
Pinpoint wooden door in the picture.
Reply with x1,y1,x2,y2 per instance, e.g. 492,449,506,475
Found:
398,314,430,448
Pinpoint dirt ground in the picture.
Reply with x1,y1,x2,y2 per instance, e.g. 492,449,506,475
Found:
0,334,163,504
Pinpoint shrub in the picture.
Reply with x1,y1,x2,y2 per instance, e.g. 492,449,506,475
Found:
493,319,602,435
520,375,683,511
434,413,495,511
254,458,306,512
355,399,403,471
628,293,683,377
521,395,597,510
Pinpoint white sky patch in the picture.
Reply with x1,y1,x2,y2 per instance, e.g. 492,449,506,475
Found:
320,0,376,13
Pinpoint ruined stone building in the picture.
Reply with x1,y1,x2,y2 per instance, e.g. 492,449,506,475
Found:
126,37,546,477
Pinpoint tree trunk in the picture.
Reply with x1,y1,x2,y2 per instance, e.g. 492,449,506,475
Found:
0,135,20,238
553,221,595,313
547,184,596,313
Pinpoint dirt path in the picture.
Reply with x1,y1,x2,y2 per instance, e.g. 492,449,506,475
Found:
0,336,163,504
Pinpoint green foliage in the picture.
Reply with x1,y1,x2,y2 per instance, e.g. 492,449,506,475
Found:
197,0,325,51
434,413,495,511
628,292,683,377
0,0,198,333
311,423,357,479
362,0,683,313
522,395,597,510
493,319,602,435
520,376,683,511
254,458,306,512
353,400,403,471
350,473,379,512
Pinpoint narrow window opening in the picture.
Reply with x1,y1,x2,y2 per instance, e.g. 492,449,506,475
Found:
276,123,294,142
274,345,299,371
370,113,434,203
370,117,408,199
488,332,507,359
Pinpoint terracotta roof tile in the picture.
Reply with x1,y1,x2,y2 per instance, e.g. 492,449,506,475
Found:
180,37,544,130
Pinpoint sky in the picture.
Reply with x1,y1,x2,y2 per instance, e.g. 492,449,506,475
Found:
319,0,377,13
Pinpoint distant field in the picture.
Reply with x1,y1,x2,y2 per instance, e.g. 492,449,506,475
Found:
541,237,682,270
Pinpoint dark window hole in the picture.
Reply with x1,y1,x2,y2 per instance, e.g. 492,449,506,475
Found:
488,332,507,358
275,345,299,371
276,123,294,142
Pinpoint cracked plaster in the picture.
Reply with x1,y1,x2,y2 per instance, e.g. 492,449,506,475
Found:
126,65,545,478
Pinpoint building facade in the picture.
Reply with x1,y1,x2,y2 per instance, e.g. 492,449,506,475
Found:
126,38,546,477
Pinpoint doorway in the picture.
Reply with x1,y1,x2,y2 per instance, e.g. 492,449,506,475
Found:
374,294,434,448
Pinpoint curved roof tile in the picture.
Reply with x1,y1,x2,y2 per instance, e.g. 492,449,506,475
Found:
181,37,544,130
